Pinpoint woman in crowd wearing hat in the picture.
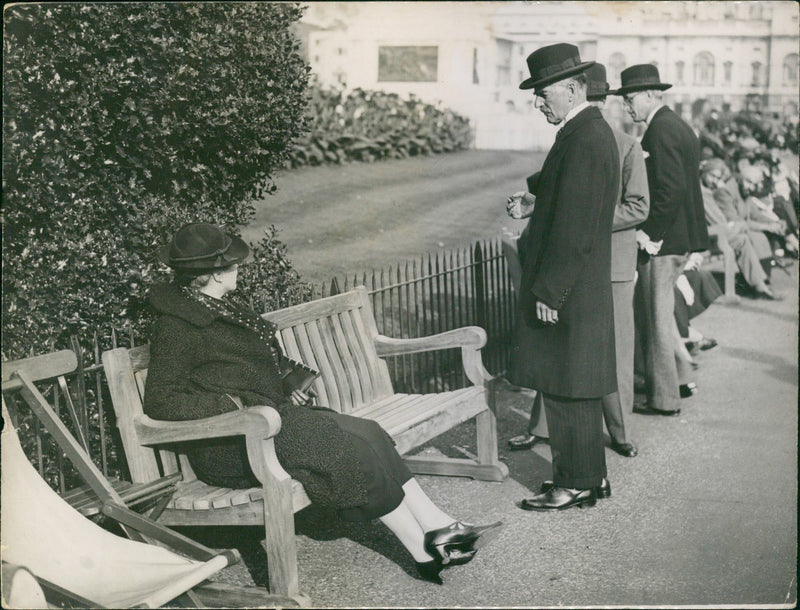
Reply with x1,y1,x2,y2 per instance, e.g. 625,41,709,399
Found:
143,222,501,584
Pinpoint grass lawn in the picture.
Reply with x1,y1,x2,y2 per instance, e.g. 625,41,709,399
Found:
242,150,546,285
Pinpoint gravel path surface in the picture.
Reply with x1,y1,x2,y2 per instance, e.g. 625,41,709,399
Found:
197,264,797,608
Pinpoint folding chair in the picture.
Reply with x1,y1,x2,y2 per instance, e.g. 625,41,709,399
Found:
1,358,298,609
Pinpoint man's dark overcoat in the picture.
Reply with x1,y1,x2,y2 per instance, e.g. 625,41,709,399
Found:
510,106,620,398
639,106,709,255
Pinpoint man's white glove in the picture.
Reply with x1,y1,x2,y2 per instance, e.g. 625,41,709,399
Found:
506,191,536,219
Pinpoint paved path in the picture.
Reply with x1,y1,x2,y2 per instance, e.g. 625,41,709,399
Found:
204,264,797,608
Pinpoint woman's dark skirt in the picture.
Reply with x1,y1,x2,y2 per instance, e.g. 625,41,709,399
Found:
189,409,413,523
313,409,413,522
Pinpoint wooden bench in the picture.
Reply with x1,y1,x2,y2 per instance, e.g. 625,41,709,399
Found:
102,286,507,602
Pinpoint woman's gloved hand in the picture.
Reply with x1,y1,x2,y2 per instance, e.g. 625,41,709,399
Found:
290,389,314,406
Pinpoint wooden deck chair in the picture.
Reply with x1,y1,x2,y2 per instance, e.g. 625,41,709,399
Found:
1,395,236,608
1,358,297,609
2,350,180,520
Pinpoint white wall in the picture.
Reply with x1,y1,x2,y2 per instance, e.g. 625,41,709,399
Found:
301,1,799,150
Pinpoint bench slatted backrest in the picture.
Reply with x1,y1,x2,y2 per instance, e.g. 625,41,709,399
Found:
263,287,394,414
103,345,187,484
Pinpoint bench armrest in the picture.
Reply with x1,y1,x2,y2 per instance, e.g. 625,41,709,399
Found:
374,326,494,386
135,406,282,447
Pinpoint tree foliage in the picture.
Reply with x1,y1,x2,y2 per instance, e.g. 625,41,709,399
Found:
3,2,311,358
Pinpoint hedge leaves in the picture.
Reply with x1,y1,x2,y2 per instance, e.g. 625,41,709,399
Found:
3,3,310,357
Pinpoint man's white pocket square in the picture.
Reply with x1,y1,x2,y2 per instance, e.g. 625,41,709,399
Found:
643,151,650,159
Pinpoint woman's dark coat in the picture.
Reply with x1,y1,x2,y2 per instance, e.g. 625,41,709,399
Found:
143,283,368,509
510,106,620,398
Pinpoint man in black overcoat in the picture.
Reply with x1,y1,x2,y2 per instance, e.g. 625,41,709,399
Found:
613,65,709,415
508,43,620,511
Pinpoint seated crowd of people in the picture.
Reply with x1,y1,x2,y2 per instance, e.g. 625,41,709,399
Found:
697,109,799,300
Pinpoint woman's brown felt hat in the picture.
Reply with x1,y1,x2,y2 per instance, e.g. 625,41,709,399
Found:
157,223,250,270
519,43,595,91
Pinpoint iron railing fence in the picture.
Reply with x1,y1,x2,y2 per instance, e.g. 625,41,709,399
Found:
4,237,517,491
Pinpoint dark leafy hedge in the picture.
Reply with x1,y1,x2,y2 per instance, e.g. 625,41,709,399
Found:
288,82,474,166
3,2,312,358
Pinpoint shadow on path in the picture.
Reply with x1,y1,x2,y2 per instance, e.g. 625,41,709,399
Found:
721,346,798,385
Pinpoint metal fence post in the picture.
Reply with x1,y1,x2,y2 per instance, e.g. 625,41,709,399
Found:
473,241,487,332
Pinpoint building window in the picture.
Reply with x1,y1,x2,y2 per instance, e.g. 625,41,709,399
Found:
751,61,762,87
473,48,479,84
693,52,715,86
783,54,799,86
378,46,438,82
495,39,512,87
723,61,733,85
675,61,685,84
608,52,626,83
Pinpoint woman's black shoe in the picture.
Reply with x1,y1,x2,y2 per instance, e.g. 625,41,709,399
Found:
423,521,503,565
415,560,445,585
415,546,477,584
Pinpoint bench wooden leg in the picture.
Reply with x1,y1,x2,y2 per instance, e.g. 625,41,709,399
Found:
405,454,508,481
474,409,509,481
260,478,303,602
246,437,307,604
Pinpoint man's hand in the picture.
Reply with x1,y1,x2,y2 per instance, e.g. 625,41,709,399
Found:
536,300,558,325
506,191,536,219
643,239,663,255
636,229,662,255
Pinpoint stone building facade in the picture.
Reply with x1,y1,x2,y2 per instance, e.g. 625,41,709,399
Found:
299,1,799,150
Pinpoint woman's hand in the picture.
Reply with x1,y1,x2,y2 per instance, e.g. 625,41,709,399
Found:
290,389,313,406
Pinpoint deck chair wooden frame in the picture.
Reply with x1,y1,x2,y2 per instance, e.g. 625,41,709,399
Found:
1,352,296,609
2,350,180,519
102,286,507,602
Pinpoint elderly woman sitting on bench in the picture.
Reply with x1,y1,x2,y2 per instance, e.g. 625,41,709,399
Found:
143,222,501,584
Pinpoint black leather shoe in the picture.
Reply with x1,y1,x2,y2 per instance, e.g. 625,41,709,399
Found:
423,521,502,565
633,405,681,416
415,560,445,585
507,434,547,450
610,440,638,457
540,478,610,499
520,486,597,511
679,382,697,398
